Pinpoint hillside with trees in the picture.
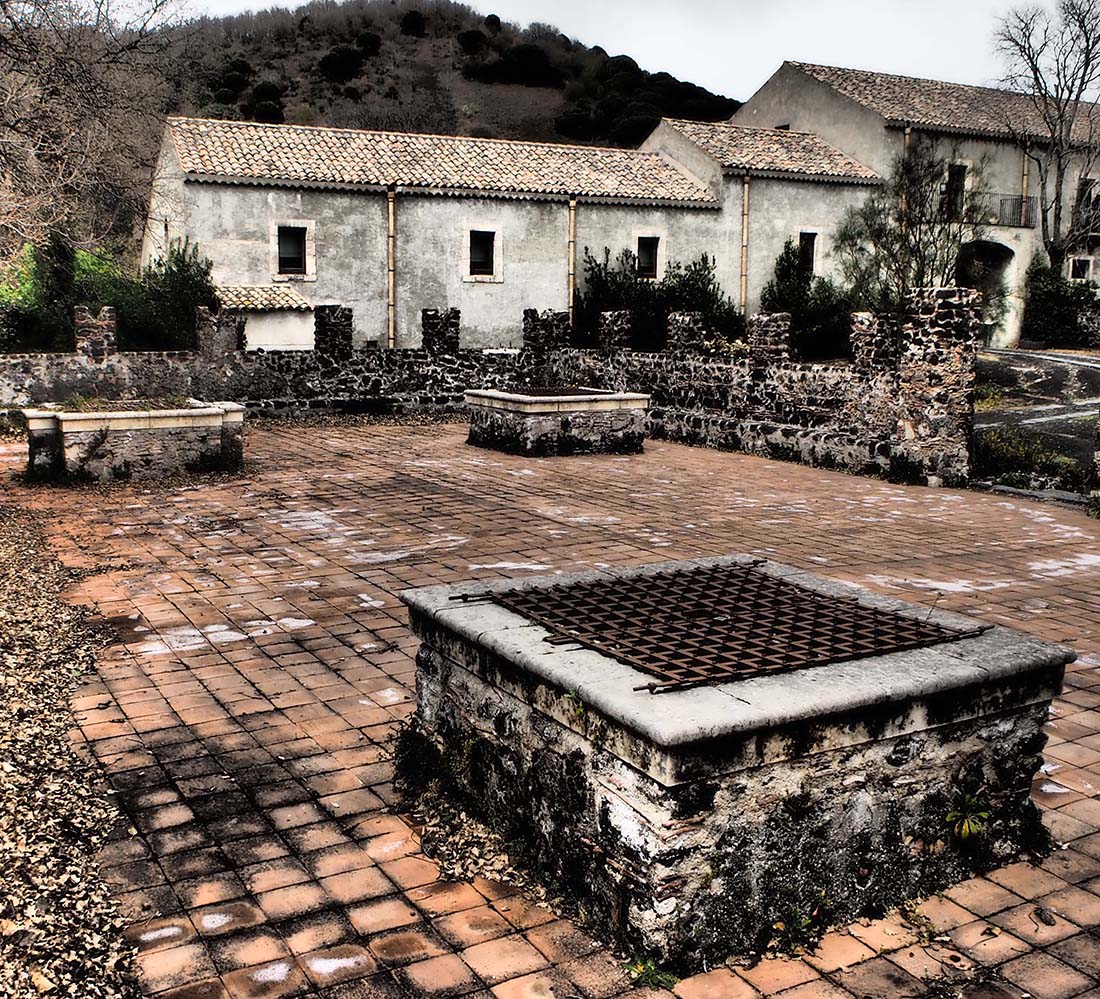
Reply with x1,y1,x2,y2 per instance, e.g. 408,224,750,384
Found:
166,0,740,145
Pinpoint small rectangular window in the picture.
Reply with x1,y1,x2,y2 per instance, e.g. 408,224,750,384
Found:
469,230,495,276
1071,257,1091,281
277,226,307,274
798,232,817,274
637,236,660,279
775,122,791,131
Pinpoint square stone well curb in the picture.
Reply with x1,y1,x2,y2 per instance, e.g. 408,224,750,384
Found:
400,555,1074,968
21,398,246,481
464,387,650,456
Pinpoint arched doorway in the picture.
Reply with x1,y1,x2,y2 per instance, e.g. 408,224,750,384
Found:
956,241,1015,344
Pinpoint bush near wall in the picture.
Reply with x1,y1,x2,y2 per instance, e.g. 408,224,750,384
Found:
1021,255,1100,348
760,239,854,360
0,242,217,353
573,248,744,350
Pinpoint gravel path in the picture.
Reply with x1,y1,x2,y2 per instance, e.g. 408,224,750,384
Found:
0,503,139,999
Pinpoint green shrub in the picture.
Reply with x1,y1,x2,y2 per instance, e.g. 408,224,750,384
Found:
760,239,854,360
973,427,1087,492
573,248,744,349
400,10,426,37
1021,255,1100,347
1,240,217,353
319,45,365,84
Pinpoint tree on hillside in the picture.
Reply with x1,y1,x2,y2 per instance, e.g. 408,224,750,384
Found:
0,0,178,260
833,139,991,310
997,0,1100,271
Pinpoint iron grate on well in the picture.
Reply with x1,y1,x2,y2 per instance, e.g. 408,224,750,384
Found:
485,562,988,692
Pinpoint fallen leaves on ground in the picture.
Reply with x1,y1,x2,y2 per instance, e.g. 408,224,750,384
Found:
0,503,139,999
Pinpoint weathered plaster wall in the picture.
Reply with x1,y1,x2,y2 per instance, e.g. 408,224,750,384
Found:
574,201,732,299
741,176,871,314
241,312,315,351
395,195,569,349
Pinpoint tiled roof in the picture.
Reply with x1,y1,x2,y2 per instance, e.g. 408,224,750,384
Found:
168,117,717,206
789,61,1100,141
662,118,879,182
217,285,313,312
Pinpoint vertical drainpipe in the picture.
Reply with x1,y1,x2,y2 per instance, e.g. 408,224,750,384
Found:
387,185,396,349
739,176,751,316
1021,147,1031,226
567,198,577,325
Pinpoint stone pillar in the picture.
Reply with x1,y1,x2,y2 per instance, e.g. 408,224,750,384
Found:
748,312,792,361
421,308,460,353
894,288,982,487
522,309,570,352
314,305,354,359
596,310,632,350
74,306,117,359
196,307,240,358
850,312,898,371
666,312,706,354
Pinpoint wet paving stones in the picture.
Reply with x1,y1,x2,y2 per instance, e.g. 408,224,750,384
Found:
6,422,1100,998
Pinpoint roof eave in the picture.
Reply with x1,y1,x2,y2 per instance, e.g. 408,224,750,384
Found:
720,166,881,185
183,173,718,207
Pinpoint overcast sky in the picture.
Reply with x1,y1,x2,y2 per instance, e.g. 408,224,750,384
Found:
190,0,1016,101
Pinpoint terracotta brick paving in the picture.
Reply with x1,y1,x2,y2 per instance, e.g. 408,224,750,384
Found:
5,421,1100,999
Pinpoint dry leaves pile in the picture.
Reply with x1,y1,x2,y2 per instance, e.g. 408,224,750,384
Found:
0,503,139,999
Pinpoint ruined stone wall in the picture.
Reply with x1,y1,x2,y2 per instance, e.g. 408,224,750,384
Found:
74,306,118,359
1091,409,1100,518
0,291,980,485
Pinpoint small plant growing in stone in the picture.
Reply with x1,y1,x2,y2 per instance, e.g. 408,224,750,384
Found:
562,689,585,721
624,957,678,990
770,888,830,953
946,792,991,841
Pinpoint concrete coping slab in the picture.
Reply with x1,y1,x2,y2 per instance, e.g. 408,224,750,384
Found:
465,388,651,414
20,399,246,431
401,555,1075,749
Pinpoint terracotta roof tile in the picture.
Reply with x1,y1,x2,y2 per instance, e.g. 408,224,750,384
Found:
217,285,313,311
662,118,879,182
790,61,1100,141
168,117,716,206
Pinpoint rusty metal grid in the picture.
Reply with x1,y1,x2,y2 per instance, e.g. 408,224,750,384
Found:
487,563,986,692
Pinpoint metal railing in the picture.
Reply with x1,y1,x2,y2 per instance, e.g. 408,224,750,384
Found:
970,193,1038,228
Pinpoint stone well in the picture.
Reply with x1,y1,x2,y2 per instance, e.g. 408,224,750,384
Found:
400,556,1072,967
21,399,245,481
465,387,650,456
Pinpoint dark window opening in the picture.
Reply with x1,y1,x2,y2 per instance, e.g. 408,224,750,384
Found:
1071,258,1091,281
469,230,495,276
637,236,660,279
277,226,307,274
943,164,968,221
1076,177,1097,226
798,232,817,274
775,122,791,131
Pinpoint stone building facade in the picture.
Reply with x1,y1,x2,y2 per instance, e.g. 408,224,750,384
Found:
142,116,877,351
733,61,1100,346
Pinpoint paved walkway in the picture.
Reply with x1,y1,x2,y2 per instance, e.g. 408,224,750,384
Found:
6,422,1100,999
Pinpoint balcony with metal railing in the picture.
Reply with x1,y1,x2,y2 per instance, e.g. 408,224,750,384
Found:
972,193,1038,228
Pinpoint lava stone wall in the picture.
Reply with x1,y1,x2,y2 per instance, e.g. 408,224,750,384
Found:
0,291,980,485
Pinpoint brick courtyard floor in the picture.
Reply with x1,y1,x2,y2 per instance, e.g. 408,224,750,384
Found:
5,421,1100,999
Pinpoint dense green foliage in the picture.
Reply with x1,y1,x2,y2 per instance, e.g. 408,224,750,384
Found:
1020,255,1100,347
0,242,217,353
171,1,739,144
573,248,744,349
760,240,854,360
